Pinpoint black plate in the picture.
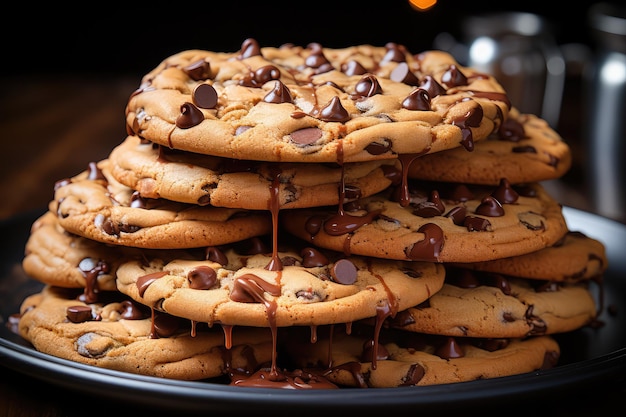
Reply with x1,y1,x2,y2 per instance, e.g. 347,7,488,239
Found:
1,207,625,415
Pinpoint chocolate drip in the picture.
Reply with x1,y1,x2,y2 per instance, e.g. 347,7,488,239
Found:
405,223,444,261
77,258,109,303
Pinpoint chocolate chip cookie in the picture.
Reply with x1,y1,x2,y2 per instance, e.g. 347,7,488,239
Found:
109,135,398,209
407,108,572,184
114,236,445,328
453,231,608,283
51,159,272,249
281,179,568,263
125,39,510,163
18,285,274,380
282,324,559,387
387,266,597,338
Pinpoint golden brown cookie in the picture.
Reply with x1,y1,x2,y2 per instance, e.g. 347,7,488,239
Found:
387,267,597,338
22,211,120,294
453,231,607,283
407,108,572,184
282,325,559,388
114,236,445,327
18,286,274,381
109,135,398,209
125,39,510,163
22,211,203,302
281,180,568,263
51,159,272,249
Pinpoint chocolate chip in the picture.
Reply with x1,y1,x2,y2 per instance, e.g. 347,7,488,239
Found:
330,259,357,285
175,102,204,129
491,178,519,204
475,196,505,217
435,337,465,359
289,127,322,146
445,206,466,226
390,62,420,86
239,38,262,59
441,64,468,88
361,338,389,362
205,246,228,266
66,305,93,323
354,75,383,98
192,83,218,109
342,60,367,76
300,247,329,268
365,140,392,155
419,75,446,97
318,96,350,122
402,88,431,111
463,216,492,231
263,80,293,104
188,265,218,290
498,116,525,141
183,59,212,81
400,363,426,386
87,161,105,181
76,333,109,358
381,43,406,63
136,271,168,297
153,312,182,338
255,65,281,84
119,300,148,320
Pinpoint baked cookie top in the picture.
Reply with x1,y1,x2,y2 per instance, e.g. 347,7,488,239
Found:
18,286,274,381
281,179,568,263
407,108,572,185
283,325,559,388
453,231,608,283
125,39,510,163
115,237,445,327
51,159,272,249
109,135,398,209
388,267,597,338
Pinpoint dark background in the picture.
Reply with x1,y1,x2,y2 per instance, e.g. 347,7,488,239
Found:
0,0,607,78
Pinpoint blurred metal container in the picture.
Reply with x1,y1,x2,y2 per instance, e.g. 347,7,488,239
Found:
586,2,626,223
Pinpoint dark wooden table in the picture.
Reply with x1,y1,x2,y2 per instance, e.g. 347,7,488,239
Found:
1,75,624,417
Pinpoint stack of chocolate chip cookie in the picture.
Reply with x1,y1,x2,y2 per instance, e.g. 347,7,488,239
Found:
16,39,608,389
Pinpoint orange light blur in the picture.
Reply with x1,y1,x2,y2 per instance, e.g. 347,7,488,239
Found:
408,0,437,12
